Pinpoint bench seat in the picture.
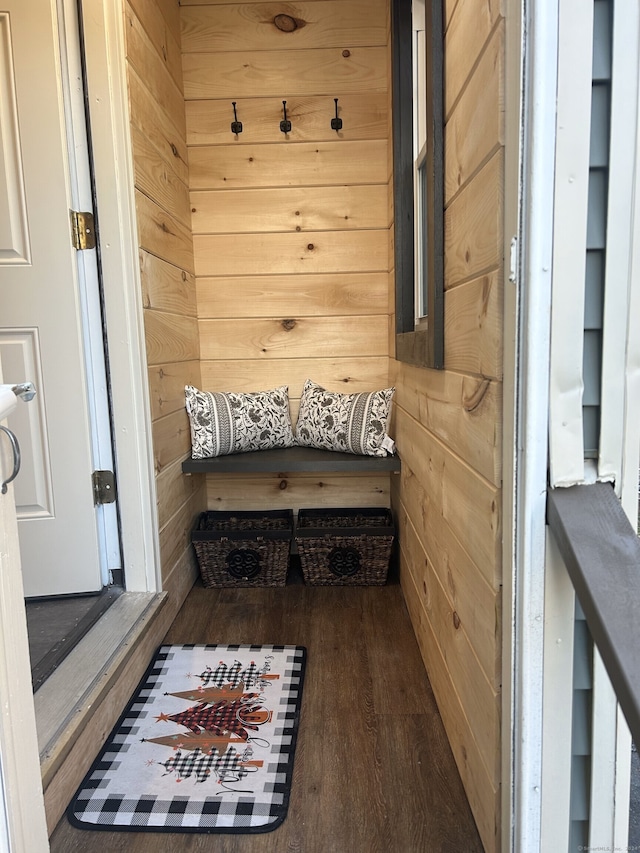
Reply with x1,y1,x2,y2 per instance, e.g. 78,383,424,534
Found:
182,446,401,475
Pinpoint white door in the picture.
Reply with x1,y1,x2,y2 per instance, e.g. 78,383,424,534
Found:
0,0,103,596
0,378,50,852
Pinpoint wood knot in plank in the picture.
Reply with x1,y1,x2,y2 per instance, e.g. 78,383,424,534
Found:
462,379,490,413
281,318,297,331
279,479,288,490
452,611,461,630
274,13,305,32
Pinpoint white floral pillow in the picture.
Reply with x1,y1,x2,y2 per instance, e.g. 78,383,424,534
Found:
295,380,395,457
185,385,295,458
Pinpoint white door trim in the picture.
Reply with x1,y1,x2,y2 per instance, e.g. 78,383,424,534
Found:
540,531,575,851
547,0,593,488
78,0,159,593
500,0,523,847
504,0,559,850
58,0,121,586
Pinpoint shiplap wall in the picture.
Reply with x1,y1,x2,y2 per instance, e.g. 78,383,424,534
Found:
390,2,504,851
181,0,392,512
124,0,205,596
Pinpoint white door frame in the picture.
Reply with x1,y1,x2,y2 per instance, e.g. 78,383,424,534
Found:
76,0,159,594
58,0,121,586
502,0,558,850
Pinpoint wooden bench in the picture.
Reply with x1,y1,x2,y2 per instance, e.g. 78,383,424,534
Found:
182,446,401,475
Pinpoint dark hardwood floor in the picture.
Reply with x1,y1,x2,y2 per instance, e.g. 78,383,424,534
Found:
50,573,484,853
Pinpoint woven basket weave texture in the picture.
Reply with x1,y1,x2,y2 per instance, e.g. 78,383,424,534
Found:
192,510,293,588
296,507,394,586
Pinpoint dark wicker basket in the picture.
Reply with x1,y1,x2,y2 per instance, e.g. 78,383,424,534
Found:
295,507,395,586
191,509,293,588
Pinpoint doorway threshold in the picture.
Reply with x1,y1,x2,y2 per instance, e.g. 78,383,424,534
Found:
27,586,123,691
35,591,168,794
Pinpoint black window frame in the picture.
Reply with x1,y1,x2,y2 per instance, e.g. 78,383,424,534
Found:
392,0,445,370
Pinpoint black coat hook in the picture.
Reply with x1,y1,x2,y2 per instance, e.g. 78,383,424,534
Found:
280,100,291,134
331,98,343,132
231,102,242,135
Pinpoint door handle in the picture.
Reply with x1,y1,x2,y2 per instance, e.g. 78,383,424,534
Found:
0,425,21,494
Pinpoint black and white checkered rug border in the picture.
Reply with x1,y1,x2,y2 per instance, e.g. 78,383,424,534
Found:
67,644,306,834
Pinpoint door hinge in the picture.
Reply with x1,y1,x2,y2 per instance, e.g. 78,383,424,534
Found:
92,470,116,505
70,210,96,250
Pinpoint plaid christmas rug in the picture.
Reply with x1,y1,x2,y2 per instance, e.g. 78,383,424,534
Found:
67,644,306,834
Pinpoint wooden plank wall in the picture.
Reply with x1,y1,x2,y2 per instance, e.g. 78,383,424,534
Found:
121,2,505,849
389,2,505,851
124,0,206,596
181,0,392,511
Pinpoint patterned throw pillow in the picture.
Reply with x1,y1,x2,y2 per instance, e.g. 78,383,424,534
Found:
185,385,295,458
294,380,395,457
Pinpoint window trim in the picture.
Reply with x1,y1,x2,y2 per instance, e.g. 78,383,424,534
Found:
392,0,445,370
415,142,429,320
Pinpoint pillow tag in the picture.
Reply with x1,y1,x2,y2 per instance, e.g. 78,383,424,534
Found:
381,435,395,455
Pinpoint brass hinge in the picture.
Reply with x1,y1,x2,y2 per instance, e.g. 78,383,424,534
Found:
70,210,96,250
92,470,116,505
